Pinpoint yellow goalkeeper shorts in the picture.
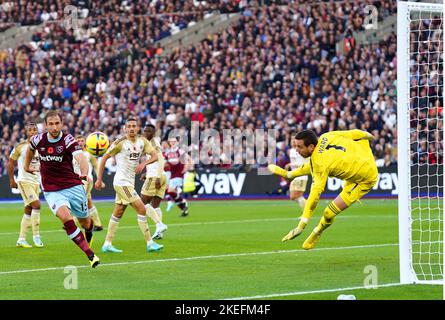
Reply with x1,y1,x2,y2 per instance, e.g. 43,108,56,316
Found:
339,168,378,206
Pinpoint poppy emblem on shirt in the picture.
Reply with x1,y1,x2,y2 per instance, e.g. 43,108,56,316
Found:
48,147,54,154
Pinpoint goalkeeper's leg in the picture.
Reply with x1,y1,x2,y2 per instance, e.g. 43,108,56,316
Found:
302,200,344,250
302,176,377,250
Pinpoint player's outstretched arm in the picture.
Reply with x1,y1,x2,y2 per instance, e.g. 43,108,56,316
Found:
95,153,110,190
267,164,289,178
136,150,158,174
287,162,311,179
334,129,374,141
282,169,327,242
74,152,89,180
268,162,311,179
7,158,18,189
90,155,99,177
24,146,36,174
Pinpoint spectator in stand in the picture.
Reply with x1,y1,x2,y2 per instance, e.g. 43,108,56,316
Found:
1,1,422,178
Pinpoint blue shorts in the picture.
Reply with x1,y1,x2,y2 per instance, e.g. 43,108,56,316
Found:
44,184,89,219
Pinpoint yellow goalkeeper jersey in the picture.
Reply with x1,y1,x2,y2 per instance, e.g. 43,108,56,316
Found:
290,130,378,216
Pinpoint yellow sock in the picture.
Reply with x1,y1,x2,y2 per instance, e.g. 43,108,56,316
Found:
105,215,120,244
19,214,31,240
297,217,309,230
137,214,152,243
314,202,341,234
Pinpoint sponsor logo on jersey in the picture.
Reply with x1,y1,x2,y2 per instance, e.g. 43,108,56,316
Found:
39,154,63,162
129,153,140,160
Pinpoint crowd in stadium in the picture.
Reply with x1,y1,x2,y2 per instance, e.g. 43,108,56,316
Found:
0,0,441,177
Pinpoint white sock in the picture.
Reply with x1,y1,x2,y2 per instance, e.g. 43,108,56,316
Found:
89,206,102,226
145,204,161,224
31,209,40,236
154,207,163,220
105,215,121,244
19,214,31,241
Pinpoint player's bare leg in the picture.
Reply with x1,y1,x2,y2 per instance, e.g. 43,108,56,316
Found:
132,199,163,252
302,196,348,250
102,204,125,253
56,206,99,267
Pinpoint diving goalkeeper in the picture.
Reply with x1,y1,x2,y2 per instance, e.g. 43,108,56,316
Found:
268,129,378,250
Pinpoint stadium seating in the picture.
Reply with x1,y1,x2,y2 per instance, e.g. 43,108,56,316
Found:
0,1,414,176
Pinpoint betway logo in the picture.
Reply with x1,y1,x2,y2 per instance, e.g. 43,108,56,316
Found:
39,154,63,162
327,172,399,195
198,173,246,196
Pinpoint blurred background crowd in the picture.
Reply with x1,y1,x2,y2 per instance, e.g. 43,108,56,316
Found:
0,0,442,176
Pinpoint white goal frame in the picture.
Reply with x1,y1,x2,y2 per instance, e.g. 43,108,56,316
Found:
397,1,444,285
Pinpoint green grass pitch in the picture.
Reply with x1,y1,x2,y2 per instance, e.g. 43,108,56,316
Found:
0,199,442,300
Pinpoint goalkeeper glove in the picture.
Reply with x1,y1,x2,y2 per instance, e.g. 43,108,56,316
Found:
268,164,292,179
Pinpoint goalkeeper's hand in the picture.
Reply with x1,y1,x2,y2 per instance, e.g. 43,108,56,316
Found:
282,227,304,242
267,164,291,179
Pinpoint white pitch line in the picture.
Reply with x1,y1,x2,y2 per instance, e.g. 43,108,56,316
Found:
0,215,396,237
0,217,297,236
223,282,405,300
0,243,397,276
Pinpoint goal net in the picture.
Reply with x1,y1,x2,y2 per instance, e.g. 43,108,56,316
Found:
397,1,443,284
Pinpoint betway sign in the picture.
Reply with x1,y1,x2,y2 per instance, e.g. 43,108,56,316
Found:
198,173,246,196
0,165,440,199
326,172,399,195
194,166,406,197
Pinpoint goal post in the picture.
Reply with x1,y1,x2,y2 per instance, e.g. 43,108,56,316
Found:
397,1,443,285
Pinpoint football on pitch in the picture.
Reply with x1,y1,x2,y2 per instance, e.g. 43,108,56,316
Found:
86,132,109,157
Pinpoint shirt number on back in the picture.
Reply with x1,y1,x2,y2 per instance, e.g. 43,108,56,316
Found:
326,144,346,152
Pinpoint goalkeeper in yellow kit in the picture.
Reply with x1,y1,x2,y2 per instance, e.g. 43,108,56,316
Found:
268,129,378,250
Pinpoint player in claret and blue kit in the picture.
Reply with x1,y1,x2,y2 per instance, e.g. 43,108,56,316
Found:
24,110,100,268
